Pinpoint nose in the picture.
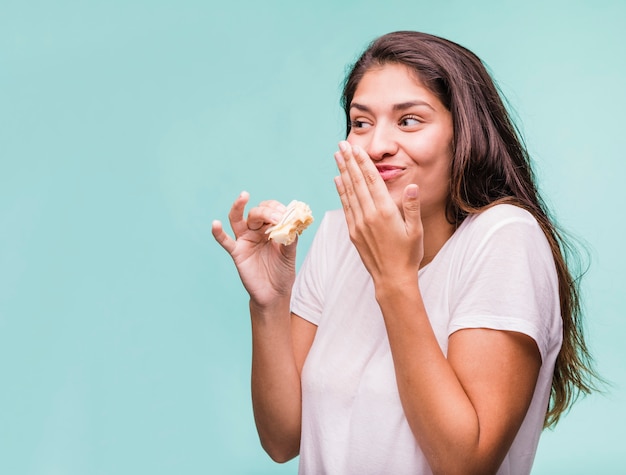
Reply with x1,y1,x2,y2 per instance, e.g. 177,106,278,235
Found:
365,124,398,161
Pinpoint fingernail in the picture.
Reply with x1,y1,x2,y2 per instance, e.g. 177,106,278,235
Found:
270,212,282,223
352,145,361,155
406,185,418,198
338,141,348,152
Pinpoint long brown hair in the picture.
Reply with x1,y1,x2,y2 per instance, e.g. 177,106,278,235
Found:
341,30,601,428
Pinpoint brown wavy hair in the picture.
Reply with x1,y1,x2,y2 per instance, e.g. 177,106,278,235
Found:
341,30,601,428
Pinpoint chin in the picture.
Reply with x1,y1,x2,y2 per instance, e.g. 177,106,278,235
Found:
384,183,404,204
390,193,404,211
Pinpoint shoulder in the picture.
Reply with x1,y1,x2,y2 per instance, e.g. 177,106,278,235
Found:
451,203,554,272
301,209,352,262
325,209,348,227
312,209,349,241
465,203,539,232
458,204,545,248
447,205,561,363
323,209,348,227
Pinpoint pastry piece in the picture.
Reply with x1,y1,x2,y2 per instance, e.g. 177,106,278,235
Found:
265,200,314,245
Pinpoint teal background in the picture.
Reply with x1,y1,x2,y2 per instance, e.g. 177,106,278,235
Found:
1,0,624,473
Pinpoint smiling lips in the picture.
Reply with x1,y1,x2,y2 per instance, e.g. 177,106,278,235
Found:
376,165,405,181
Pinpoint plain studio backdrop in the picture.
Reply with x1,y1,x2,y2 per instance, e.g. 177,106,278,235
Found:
1,1,624,474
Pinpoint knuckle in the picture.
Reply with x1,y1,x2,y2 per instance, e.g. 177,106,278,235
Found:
354,215,368,230
362,214,377,227
355,153,368,165
364,172,378,186
350,174,364,187
379,205,395,217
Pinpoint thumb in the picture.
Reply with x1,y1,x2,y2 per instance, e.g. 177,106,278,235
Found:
402,184,422,234
212,220,236,255
281,234,299,258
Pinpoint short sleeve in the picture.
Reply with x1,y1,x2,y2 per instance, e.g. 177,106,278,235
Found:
448,206,561,363
290,211,334,326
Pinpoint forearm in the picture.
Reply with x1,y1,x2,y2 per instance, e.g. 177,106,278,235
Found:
249,299,302,463
375,278,496,475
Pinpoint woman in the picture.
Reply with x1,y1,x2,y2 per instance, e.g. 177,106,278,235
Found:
212,31,599,475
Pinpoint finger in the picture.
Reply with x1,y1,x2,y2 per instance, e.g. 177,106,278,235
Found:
258,200,288,214
334,175,354,223
402,184,422,236
247,204,283,232
335,148,363,223
282,234,299,255
338,141,376,213
212,220,237,255
228,191,251,237
351,144,389,205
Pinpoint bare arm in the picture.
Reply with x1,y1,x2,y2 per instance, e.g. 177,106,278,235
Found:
249,307,316,462
334,142,541,474
212,192,316,462
376,280,540,474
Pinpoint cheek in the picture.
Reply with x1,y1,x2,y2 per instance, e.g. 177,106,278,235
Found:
408,143,452,190
346,133,366,148
410,132,453,167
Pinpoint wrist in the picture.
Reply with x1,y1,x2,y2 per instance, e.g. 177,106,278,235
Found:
249,296,291,320
373,272,420,303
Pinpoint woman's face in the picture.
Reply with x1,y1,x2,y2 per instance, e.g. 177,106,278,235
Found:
347,63,454,221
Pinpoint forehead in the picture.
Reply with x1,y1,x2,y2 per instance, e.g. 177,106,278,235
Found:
352,63,442,108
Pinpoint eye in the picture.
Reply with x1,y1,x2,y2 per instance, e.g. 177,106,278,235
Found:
399,115,421,127
350,118,372,130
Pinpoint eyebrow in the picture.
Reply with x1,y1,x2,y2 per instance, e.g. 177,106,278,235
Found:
350,100,436,113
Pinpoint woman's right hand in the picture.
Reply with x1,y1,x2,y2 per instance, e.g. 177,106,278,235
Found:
212,191,297,308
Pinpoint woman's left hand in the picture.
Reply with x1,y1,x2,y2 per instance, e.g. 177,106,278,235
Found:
334,141,424,283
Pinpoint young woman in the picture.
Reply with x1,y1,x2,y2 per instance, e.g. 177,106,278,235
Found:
212,31,599,475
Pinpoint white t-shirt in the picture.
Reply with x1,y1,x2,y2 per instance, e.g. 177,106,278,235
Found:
291,204,563,475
